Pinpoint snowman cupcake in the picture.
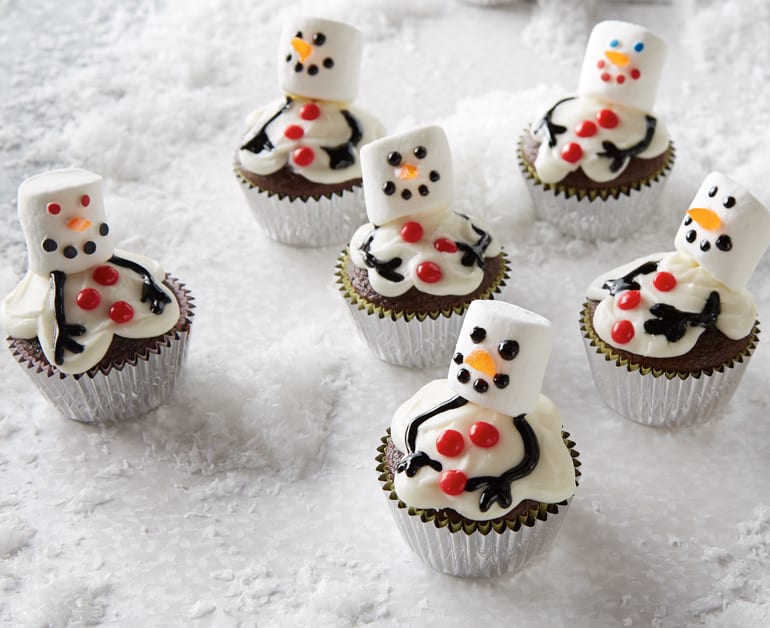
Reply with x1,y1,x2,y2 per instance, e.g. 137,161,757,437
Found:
376,300,579,577
582,172,768,427
337,125,509,368
1,169,194,423
519,20,674,240
234,16,384,247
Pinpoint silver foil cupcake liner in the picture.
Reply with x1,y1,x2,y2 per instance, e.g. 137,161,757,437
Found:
236,171,365,247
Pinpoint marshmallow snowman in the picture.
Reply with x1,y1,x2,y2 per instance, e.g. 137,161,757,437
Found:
360,126,453,227
577,20,667,112
278,17,362,103
448,300,553,417
674,172,770,292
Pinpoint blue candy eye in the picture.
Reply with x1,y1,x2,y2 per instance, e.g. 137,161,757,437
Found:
609,39,619,48
634,41,644,52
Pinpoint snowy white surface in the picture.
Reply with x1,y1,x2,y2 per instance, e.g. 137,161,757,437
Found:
1,1,770,626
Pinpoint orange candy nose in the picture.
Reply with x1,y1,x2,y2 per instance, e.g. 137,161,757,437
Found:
398,163,419,180
687,207,722,231
465,349,496,377
291,38,313,63
605,50,630,67
66,217,92,232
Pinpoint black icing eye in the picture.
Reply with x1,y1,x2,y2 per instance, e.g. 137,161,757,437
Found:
295,31,303,38
313,32,325,46
473,379,489,393
429,170,440,182
723,196,736,209
470,327,486,343
700,240,711,252
99,223,109,236
382,181,396,196
63,245,77,259
493,374,510,389
708,186,718,198
387,152,402,166
308,65,319,76
418,185,429,196
457,368,470,383
413,145,427,159
498,340,520,361
401,189,412,200
83,241,96,255
684,216,692,226
453,352,463,365
286,54,292,63
42,238,57,252
685,230,697,243
716,234,733,251
323,58,334,69
294,63,303,73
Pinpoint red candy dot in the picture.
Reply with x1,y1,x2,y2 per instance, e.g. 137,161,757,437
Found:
597,60,606,69
284,125,304,140
434,237,457,253
616,74,626,84
400,221,423,243
292,146,315,167
561,142,583,163
76,288,101,310
436,429,464,458
416,261,442,283
611,320,635,345
576,120,598,138
630,68,641,80
653,271,677,292
469,422,499,448
601,72,611,82
617,290,641,310
439,470,467,496
47,202,61,215
109,301,134,324
93,265,119,286
299,103,320,121
81,194,91,207
596,109,619,129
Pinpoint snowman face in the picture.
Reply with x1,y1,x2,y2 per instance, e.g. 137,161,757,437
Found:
674,172,770,291
278,17,362,103
18,169,114,275
361,125,453,226
447,300,553,417
577,20,666,112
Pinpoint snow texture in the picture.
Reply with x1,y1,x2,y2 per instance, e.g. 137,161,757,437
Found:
1,0,769,626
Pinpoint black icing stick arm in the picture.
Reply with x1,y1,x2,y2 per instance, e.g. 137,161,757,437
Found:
359,231,404,283
321,109,363,170
109,255,172,314
602,260,659,296
644,290,720,343
532,97,576,148
597,114,658,173
50,270,86,365
239,97,293,154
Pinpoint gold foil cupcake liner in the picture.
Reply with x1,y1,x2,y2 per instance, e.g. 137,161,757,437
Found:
580,303,759,427
376,432,580,577
235,164,366,247
336,250,509,368
8,278,194,423
518,134,675,240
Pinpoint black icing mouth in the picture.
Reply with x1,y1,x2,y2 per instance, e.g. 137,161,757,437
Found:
683,222,733,253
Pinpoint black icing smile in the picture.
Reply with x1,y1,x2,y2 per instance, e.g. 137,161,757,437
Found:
381,145,439,201
683,223,733,253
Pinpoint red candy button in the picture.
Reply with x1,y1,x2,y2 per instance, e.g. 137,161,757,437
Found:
76,288,100,310
439,470,467,496
561,142,583,163
109,301,134,324
576,120,597,138
47,202,61,215
434,238,457,253
284,125,304,140
436,429,464,458
299,103,320,121
611,320,635,344
400,221,423,243
93,265,119,286
617,290,641,310
416,261,442,283
596,109,619,129
292,146,315,167
653,271,677,292
469,422,499,448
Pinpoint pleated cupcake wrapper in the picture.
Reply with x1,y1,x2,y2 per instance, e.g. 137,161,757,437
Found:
235,164,366,247
518,136,675,240
376,433,581,578
335,250,509,368
580,303,759,428
10,279,194,423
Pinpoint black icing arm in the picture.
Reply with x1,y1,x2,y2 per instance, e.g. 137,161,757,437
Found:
644,290,720,343
602,260,659,296
321,109,363,170
109,255,171,314
50,270,86,365
358,230,404,282
455,217,493,269
239,97,293,154
532,96,576,148
598,114,658,173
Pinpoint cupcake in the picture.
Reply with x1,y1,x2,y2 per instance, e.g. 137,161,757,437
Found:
376,300,579,577
519,20,675,240
581,172,769,427
234,16,384,247
1,168,194,423
337,125,509,368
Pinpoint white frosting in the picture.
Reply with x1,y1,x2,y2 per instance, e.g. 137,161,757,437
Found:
238,97,383,184
391,379,576,521
673,172,770,292
587,250,756,358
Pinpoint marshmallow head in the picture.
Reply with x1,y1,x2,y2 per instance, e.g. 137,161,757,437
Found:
674,172,770,291
447,300,553,417
278,17,362,103
18,168,114,276
361,125,453,226
577,20,666,111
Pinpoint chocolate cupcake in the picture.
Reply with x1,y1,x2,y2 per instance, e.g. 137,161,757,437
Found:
582,172,768,427
234,16,384,247
519,20,674,240
337,125,508,368
377,300,579,577
1,169,194,422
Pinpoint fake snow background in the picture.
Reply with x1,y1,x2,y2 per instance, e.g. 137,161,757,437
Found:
1,0,769,625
